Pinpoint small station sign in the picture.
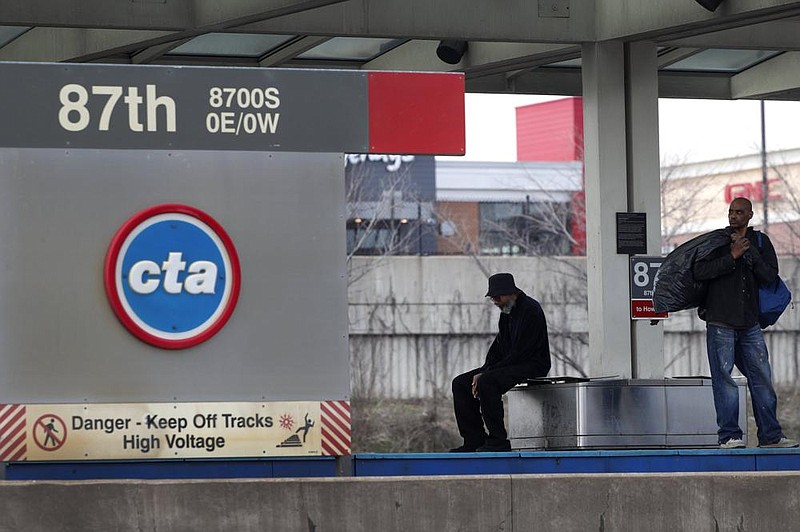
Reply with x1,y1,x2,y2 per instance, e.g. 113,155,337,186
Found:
630,256,668,320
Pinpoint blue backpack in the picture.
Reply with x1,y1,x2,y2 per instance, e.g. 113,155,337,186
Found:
756,231,792,329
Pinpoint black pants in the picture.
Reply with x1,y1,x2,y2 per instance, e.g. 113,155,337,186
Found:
452,366,531,446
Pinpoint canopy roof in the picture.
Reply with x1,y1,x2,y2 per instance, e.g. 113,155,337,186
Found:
2,0,800,99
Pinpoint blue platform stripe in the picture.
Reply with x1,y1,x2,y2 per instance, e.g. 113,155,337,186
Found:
351,450,800,477
4,457,337,480
6,450,800,480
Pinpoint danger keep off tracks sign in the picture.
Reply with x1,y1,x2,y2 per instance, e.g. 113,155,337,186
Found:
0,401,350,461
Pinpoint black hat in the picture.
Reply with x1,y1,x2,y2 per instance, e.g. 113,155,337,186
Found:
485,273,519,298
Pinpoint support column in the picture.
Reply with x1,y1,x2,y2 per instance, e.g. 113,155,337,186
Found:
581,42,632,378
626,42,664,379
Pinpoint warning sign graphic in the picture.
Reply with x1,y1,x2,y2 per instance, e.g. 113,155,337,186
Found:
277,413,315,448
34,414,67,451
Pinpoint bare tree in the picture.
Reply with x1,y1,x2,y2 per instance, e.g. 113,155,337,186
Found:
477,200,575,256
760,154,800,255
660,154,736,253
345,155,435,285
346,155,465,451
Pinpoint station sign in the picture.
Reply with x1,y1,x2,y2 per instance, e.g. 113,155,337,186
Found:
630,256,668,320
0,62,464,155
104,204,240,349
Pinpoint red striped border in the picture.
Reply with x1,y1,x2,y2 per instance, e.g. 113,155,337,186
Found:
0,404,27,462
320,400,351,456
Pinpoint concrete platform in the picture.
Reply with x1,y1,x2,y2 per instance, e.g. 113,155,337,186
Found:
3,471,800,531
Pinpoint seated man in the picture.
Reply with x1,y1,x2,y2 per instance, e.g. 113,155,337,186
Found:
451,273,551,452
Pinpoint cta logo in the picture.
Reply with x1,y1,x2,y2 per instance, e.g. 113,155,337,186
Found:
104,204,241,349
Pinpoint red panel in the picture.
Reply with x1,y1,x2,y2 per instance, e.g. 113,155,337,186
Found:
631,300,668,320
368,72,465,155
570,189,586,256
516,97,584,162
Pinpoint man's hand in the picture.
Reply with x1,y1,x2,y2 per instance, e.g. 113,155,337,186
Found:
730,234,750,259
471,373,481,398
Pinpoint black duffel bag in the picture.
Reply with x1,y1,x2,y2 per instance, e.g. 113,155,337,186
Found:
653,229,731,313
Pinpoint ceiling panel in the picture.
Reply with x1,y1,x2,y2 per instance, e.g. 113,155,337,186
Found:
167,33,295,58
663,48,781,73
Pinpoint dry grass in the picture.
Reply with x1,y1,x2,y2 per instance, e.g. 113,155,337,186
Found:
351,384,800,452
351,397,460,453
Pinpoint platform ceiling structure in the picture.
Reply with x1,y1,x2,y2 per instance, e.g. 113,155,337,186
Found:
1,0,800,100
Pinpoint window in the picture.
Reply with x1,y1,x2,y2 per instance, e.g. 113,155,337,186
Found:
347,219,417,256
479,201,572,256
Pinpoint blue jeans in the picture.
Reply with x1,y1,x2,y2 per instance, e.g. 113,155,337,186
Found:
706,324,784,445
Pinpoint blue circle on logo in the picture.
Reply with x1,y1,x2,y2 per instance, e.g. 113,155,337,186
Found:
121,218,226,334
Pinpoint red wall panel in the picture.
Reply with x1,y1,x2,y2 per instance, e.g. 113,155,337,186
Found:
516,98,583,162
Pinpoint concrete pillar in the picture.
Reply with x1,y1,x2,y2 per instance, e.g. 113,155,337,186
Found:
581,41,632,378
626,42,665,379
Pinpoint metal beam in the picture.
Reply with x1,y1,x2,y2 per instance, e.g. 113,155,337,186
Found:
462,43,580,77
466,68,582,96
0,27,168,62
597,0,800,42
731,51,800,98
0,1,192,31
658,71,731,99
463,67,734,100
365,41,580,77
661,20,800,51
191,0,354,30
240,0,596,43
0,0,351,31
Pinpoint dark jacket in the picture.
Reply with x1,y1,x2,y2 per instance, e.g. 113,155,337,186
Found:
481,290,551,376
693,227,778,328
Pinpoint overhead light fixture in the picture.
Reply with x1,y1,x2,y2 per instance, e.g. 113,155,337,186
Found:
695,0,724,11
436,40,468,65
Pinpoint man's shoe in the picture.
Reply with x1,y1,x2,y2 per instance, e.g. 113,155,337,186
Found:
476,440,512,452
759,437,800,448
449,444,480,453
719,438,746,449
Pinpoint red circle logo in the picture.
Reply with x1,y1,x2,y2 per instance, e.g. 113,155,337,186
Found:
104,204,241,349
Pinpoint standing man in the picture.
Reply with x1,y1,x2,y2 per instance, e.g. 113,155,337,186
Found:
451,273,551,452
694,197,797,449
